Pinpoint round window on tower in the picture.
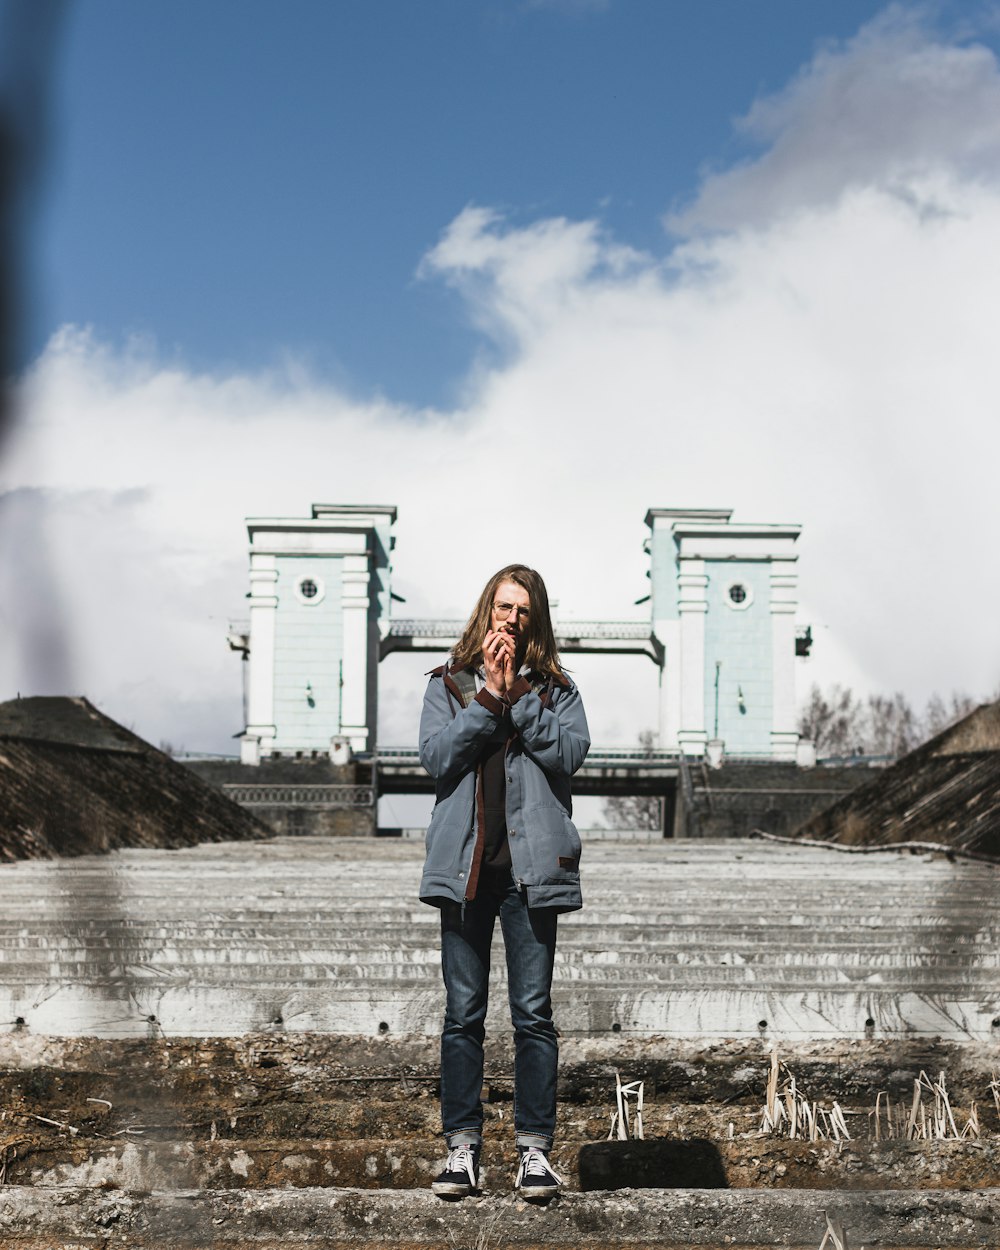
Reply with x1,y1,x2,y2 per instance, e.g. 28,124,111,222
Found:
294,575,325,605
725,580,753,610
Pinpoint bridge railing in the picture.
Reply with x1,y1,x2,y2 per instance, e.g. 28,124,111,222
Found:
381,619,663,664
222,784,374,808
385,619,656,640
374,747,679,770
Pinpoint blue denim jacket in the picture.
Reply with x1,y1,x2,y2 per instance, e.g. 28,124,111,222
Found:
418,664,590,912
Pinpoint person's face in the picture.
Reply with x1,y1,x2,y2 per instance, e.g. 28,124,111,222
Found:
491,579,531,651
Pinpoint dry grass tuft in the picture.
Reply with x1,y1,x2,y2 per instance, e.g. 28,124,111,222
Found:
818,1212,863,1250
871,1069,979,1141
607,1070,644,1141
760,1048,851,1142
447,1206,506,1250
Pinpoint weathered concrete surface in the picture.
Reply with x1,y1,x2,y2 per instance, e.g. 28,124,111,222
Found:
0,1185,997,1248
4,1035,1000,1196
4,1033,999,1113
9,1134,1000,1194
0,837,996,1039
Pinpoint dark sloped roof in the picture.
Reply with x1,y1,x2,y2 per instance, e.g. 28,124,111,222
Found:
680,759,871,838
690,760,873,794
795,702,1000,857
0,696,144,752
0,696,272,862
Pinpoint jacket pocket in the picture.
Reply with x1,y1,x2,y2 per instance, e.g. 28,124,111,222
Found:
522,805,582,880
424,805,473,878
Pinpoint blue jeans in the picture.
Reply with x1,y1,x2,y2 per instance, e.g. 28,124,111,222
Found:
439,875,558,1151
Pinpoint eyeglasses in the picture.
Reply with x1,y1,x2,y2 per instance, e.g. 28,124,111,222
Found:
493,601,530,621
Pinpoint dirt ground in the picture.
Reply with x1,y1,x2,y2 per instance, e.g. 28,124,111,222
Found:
2,1034,999,1193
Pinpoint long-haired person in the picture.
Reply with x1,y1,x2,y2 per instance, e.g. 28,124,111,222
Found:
418,564,590,1200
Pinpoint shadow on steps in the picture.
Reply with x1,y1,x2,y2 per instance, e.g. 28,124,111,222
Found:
579,1138,729,1191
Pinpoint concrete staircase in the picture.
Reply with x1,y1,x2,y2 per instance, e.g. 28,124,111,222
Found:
0,837,996,1040
0,836,998,1248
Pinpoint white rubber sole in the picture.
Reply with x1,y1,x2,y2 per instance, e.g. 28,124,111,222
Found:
431,1180,477,1197
517,1183,559,1201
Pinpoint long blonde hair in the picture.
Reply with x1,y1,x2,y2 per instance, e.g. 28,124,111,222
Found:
451,564,563,678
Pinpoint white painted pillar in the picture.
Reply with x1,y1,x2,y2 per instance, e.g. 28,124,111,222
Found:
656,619,682,750
770,561,799,760
244,559,278,761
340,557,371,753
677,559,708,753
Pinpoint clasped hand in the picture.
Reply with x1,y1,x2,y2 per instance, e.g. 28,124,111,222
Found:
482,629,516,697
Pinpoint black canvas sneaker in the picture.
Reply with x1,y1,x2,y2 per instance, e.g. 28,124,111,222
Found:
514,1147,561,1200
431,1145,480,1198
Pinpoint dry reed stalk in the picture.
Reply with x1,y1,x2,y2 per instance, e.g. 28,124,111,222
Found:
830,1102,850,1141
759,1050,851,1142
786,1074,798,1139
766,1047,779,1116
608,1071,644,1141
29,1114,78,1136
448,1206,506,1250
894,1070,978,1142
906,1076,922,1139
817,1212,849,1250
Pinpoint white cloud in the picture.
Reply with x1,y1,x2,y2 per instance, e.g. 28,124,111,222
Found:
671,6,1000,233
4,9,1000,753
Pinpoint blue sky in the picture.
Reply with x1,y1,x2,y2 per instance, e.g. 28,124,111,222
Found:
4,0,1000,756
40,0,929,407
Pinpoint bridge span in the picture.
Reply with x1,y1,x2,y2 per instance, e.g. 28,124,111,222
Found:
380,620,664,666
374,745,679,800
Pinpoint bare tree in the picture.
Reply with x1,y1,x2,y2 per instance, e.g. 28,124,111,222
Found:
799,685,993,758
601,729,662,831
798,685,866,756
866,693,920,756
922,691,979,740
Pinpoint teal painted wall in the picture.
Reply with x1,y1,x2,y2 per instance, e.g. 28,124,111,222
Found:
273,555,343,750
702,560,772,754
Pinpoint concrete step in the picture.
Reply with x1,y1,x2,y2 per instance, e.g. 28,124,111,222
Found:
4,1036,991,1106
4,908,989,930
19,896,876,917
1,839,997,1039
4,944,997,970
5,838,968,861
3,1035,998,1246
3,962,999,991
7,1134,1000,1194
0,1184,996,1248
2,983,996,1038
0,861,989,888
2,868,990,890
3,922,995,943
6,896,993,916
